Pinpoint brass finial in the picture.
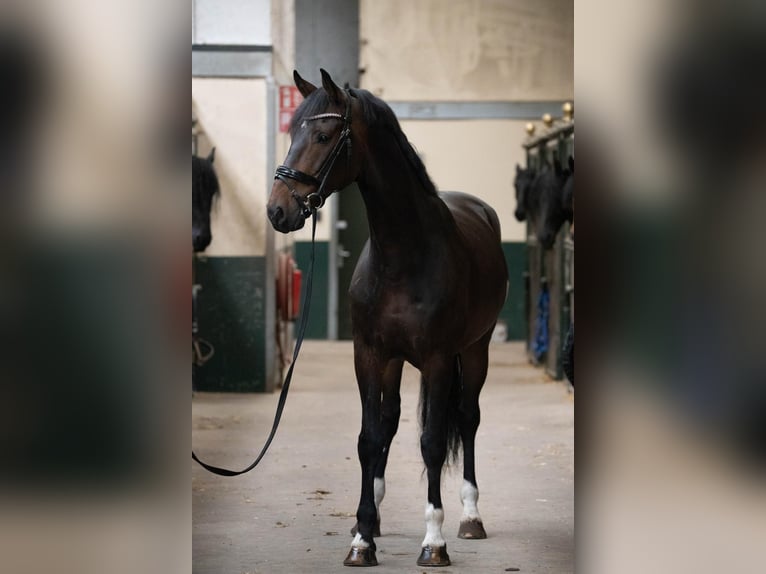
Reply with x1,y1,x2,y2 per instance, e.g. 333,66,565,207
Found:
542,113,553,127
562,101,573,121
525,122,536,136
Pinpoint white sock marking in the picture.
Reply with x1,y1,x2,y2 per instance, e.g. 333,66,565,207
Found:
373,477,385,518
460,480,482,522
422,503,446,547
351,532,369,549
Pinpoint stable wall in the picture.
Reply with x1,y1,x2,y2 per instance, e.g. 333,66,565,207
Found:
192,70,276,391
360,0,574,102
192,78,269,256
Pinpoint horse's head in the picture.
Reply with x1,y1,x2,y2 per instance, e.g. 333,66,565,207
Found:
562,156,574,221
513,164,536,221
268,69,363,233
536,157,571,249
192,147,219,252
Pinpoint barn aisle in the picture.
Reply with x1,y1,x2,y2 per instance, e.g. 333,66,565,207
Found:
193,341,573,573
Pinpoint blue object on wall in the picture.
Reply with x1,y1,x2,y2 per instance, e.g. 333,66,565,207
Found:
534,284,549,362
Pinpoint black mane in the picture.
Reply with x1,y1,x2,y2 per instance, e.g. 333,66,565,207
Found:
292,87,438,196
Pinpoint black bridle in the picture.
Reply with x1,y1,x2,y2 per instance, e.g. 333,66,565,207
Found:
274,92,353,217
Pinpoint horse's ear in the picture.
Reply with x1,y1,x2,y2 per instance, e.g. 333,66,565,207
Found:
568,155,574,173
293,70,317,98
516,163,521,174
320,68,343,105
207,147,216,164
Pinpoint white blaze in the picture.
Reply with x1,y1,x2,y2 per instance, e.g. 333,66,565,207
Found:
422,503,446,547
460,480,482,522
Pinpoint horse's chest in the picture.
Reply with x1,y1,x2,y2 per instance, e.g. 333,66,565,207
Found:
351,279,457,353
377,291,428,327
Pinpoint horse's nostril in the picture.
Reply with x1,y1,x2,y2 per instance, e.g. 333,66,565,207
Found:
269,205,285,225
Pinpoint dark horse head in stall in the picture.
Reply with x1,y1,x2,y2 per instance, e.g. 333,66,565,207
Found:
535,156,573,249
192,148,220,253
513,164,536,221
561,156,573,231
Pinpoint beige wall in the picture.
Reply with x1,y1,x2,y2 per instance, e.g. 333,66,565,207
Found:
402,119,530,242
192,78,269,256
360,0,573,101
358,0,573,244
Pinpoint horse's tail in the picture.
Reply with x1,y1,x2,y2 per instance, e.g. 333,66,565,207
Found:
419,354,463,466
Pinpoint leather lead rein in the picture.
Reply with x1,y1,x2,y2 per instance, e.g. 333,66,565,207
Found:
192,214,318,476
193,91,353,477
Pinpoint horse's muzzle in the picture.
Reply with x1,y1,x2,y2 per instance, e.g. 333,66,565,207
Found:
267,203,306,233
192,227,212,253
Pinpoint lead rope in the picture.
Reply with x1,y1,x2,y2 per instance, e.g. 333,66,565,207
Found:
192,212,318,476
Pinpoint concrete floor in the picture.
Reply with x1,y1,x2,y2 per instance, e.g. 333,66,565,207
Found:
193,342,573,574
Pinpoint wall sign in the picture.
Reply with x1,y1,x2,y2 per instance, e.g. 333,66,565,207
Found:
279,86,303,133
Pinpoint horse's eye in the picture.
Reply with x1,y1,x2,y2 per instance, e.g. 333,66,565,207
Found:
317,133,330,144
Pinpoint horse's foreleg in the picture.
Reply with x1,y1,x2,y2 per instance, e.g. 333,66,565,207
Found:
344,344,386,567
417,356,453,567
351,359,403,538
457,334,491,540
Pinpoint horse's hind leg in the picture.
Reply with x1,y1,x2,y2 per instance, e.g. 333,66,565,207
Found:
457,330,492,540
351,359,403,537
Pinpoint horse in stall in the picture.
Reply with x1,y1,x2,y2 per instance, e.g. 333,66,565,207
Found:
560,157,574,385
513,164,537,222
192,148,220,388
192,148,220,253
267,69,508,567
530,156,572,249
533,156,574,385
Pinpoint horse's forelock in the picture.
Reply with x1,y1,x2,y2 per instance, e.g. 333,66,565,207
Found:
290,89,331,134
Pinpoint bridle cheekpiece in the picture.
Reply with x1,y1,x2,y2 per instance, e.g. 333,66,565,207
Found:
274,91,353,218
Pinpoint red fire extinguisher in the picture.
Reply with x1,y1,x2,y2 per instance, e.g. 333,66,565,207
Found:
290,268,302,321
277,253,303,322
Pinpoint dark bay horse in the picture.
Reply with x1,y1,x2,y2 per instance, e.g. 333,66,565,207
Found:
531,157,572,249
192,148,219,253
267,69,507,568
513,164,536,222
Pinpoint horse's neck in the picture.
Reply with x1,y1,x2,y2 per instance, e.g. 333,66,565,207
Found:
357,142,446,273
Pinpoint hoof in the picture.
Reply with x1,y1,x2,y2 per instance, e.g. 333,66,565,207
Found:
416,544,451,567
350,519,381,538
344,546,378,567
458,519,487,539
